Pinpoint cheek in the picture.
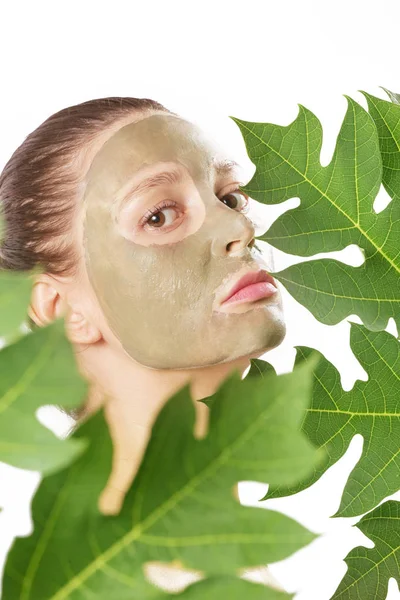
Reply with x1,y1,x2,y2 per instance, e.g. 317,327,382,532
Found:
128,236,209,296
101,244,197,313
85,215,215,344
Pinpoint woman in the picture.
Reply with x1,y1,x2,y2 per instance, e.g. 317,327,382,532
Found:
0,96,286,590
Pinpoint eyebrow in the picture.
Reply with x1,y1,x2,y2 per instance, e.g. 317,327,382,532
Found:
124,159,244,201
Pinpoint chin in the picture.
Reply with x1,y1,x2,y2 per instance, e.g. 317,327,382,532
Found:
214,319,287,367
245,316,287,360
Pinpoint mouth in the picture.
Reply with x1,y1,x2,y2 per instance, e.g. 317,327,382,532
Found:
218,268,278,308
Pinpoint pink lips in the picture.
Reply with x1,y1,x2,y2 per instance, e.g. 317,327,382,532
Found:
220,269,278,307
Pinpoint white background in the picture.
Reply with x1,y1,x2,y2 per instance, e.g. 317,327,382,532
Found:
0,1,399,598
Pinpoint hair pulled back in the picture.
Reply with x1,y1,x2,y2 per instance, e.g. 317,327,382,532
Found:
0,96,175,276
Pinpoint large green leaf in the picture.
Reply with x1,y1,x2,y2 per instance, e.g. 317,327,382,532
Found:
230,96,400,331
332,500,400,599
265,324,400,518
0,319,88,475
2,355,322,599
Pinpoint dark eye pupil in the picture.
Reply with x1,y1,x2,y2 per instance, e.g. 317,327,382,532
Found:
149,212,165,227
222,193,239,209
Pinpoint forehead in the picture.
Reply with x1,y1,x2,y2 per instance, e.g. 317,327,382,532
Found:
85,113,225,187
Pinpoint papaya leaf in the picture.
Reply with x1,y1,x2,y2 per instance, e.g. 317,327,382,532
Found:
0,319,88,475
230,96,400,331
0,214,40,341
172,576,291,598
381,86,400,104
362,91,400,250
2,355,322,599
332,500,400,599
0,270,38,341
265,324,400,518
247,357,276,378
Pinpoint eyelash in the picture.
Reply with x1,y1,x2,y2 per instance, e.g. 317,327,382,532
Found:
139,199,182,230
138,188,250,232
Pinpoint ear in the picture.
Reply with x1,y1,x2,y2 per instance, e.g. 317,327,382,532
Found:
28,275,65,326
28,274,102,346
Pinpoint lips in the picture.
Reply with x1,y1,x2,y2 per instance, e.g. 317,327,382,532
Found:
220,269,278,306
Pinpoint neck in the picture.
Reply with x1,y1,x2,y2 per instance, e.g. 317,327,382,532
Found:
74,338,251,507
73,340,284,591
74,338,251,428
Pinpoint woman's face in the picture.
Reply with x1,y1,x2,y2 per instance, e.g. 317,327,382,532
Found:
81,112,285,369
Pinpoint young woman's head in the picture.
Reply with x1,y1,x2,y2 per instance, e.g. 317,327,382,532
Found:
0,97,286,370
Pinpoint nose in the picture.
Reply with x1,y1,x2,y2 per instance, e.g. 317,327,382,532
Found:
211,209,256,257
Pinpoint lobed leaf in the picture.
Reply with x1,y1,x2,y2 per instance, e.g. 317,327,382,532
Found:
332,500,400,599
0,319,88,475
2,355,321,599
265,324,400,518
230,96,400,331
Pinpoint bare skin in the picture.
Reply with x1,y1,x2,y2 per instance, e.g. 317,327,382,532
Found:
28,108,286,592
72,329,251,515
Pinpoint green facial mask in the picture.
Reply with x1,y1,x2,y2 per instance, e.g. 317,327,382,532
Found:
82,114,285,369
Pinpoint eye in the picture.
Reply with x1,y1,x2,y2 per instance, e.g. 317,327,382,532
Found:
219,189,249,212
140,200,183,232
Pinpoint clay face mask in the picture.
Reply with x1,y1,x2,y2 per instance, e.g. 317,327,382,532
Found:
82,113,285,369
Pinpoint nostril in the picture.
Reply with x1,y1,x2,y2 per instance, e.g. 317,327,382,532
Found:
248,238,255,249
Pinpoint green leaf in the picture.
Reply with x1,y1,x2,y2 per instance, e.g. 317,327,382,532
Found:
381,86,400,104
265,324,400,518
0,319,88,475
230,96,400,331
247,358,277,378
0,269,38,341
2,356,322,599
0,211,41,342
173,577,291,598
362,92,400,261
332,500,400,599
